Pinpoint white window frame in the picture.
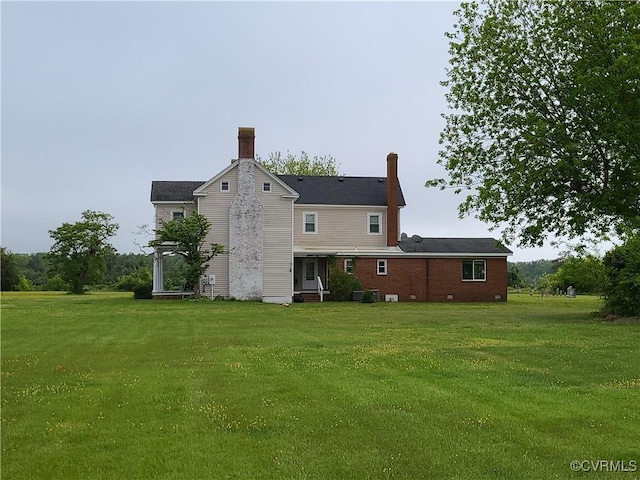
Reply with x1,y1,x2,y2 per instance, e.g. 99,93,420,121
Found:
262,181,272,193
462,259,486,281
377,259,387,276
344,258,354,275
220,180,230,192
303,212,318,234
171,210,185,221
367,213,382,235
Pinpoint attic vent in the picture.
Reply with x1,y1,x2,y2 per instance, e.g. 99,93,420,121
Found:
411,235,423,242
297,177,304,181
378,178,384,183
338,176,344,182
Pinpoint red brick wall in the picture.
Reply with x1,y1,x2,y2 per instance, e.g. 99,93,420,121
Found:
348,256,507,302
425,258,507,302
353,257,428,301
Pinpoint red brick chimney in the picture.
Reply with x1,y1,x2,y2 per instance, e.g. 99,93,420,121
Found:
238,127,255,159
386,152,399,247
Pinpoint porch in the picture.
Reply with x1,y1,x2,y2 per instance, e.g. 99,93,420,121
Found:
152,245,196,299
293,256,330,301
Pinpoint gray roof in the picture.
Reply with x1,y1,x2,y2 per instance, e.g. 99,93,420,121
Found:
151,181,204,202
150,175,406,206
278,175,406,206
398,236,513,255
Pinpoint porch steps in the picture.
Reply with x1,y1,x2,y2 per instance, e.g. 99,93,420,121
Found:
296,291,330,302
300,292,322,302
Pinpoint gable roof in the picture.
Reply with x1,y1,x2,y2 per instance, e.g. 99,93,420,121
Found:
189,160,300,198
398,236,513,255
277,175,406,206
151,172,406,206
151,181,204,202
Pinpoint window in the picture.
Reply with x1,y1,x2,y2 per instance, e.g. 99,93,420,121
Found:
220,181,229,192
462,260,486,281
303,212,317,234
344,258,354,274
377,259,387,275
262,182,271,192
172,211,184,221
368,213,381,234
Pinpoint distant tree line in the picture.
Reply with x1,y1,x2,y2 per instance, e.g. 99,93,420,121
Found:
509,255,607,296
1,250,187,293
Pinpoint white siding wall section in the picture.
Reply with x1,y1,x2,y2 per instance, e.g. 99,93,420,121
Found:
154,203,196,231
293,205,387,248
255,168,294,301
195,164,295,302
197,168,238,298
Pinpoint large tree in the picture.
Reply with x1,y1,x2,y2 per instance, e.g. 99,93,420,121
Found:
602,234,640,316
149,212,224,297
1,247,20,291
428,0,640,247
257,151,340,176
47,211,119,294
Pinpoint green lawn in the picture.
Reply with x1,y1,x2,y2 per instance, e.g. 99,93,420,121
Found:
2,292,638,479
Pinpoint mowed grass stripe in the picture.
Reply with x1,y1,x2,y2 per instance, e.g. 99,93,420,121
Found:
2,292,638,479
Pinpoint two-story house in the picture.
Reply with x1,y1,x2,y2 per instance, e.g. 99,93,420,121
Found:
150,127,512,302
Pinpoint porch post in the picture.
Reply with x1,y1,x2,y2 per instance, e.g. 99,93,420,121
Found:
152,250,164,293
325,258,329,289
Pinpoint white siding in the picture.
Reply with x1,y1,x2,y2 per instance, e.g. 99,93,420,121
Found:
197,165,295,300
197,169,238,297
293,205,388,248
255,169,294,299
154,203,196,231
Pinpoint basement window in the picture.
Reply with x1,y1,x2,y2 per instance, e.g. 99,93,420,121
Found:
462,260,486,281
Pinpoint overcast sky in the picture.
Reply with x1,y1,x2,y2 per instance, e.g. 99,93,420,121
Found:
2,1,578,261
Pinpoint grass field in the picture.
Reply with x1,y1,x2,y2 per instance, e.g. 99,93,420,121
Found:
1,292,639,479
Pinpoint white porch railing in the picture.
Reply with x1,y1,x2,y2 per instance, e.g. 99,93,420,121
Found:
317,276,324,303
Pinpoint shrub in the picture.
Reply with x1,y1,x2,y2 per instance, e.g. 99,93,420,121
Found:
44,274,70,292
16,276,34,291
133,282,153,300
116,268,152,290
361,290,375,303
116,268,153,299
328,264,362,301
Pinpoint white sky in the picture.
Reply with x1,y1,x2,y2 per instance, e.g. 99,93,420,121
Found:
1,1,580,261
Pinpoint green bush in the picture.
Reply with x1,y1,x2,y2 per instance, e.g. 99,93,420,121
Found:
133,282,153,300
16,276,34,291
116,268,152,290
116,268,153,299
328,263,362,301
361,290,375,303
602,235,640,316
44,274,70,292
